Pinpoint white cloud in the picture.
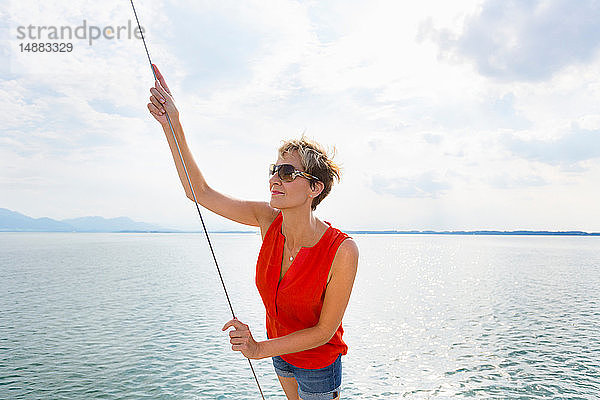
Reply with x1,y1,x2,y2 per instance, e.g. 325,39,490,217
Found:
501,127,600,166
421,0,600,81
370,171,452,199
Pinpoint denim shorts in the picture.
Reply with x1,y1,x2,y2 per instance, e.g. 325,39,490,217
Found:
271,353,342,400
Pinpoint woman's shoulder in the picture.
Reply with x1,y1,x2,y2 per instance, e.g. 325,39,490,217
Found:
324,221,358,261
324,220,353,242
337,237,359,258
326,237,359,286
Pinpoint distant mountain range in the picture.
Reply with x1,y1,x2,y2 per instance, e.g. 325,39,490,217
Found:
0,208,176,232
0,207,598,235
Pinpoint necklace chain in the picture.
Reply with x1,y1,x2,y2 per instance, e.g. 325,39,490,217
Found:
285,241,300,261
283,225,321,261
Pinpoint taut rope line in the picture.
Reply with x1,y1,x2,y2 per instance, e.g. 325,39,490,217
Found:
127,1,266,398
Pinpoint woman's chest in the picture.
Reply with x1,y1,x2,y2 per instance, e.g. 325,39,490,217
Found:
280,258,293,282
278,252,333,286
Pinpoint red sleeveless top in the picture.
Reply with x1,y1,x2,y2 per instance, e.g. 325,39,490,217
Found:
255,211,350,369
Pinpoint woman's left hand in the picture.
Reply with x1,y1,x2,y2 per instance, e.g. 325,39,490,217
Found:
222,318,263,359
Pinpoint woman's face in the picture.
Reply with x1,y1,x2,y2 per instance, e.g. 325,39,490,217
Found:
269,150,320,210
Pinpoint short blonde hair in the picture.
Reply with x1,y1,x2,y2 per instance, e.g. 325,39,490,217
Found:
278,134,342,211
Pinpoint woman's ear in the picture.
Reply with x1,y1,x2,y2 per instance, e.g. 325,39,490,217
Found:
310,181,325,198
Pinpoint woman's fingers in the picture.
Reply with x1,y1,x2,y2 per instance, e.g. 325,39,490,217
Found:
154,80,172,101
151,82,178,119
149,93,163,110
146,67,174,125
152,64,171,95
146,65,178,126
230,331,250,345
222,318,248,331
223,319,250,345
147,104,165,122
150,87,165,104
221,318,260,359
147,102,164,115
229,330,250,338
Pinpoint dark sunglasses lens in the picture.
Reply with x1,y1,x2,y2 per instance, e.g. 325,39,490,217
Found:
279,164,296,181
269,164,276,176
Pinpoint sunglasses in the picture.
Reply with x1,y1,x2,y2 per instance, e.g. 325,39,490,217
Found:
269,163,320,183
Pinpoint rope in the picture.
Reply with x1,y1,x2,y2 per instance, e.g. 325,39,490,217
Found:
127,1,266,398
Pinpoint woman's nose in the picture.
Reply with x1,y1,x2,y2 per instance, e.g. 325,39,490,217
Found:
269,173,281,184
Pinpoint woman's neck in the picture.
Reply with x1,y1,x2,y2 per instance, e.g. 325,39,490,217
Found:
280,208,324,250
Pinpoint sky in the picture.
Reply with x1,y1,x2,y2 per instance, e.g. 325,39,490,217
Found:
1,0,600,232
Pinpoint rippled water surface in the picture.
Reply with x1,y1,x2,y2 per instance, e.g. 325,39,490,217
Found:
1,233,599,399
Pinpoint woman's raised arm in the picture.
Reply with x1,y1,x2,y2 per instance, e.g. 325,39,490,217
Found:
147,65,277,227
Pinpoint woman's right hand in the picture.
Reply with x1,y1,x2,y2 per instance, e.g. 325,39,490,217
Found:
147,64,179,126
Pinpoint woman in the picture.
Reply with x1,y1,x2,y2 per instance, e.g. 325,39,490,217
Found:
147,65,359,400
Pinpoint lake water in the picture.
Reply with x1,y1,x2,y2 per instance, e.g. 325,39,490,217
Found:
1,232,599,399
